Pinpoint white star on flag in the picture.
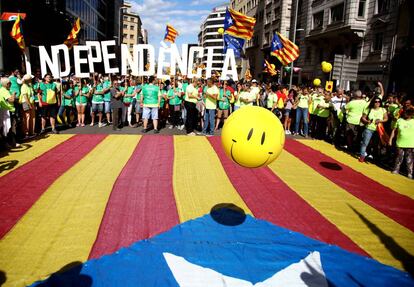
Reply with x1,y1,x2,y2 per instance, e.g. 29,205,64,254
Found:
163,251,328,287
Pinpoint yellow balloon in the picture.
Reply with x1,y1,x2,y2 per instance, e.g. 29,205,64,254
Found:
217,28,224,34
221,106,285,168
313,78,321,86
321,62,332,73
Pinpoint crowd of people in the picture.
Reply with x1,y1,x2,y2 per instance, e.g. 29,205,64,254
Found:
0,69,413,178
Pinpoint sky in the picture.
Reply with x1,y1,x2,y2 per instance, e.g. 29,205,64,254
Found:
130,0,227,50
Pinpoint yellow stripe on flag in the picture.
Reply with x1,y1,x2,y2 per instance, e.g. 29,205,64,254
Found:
173,136,252,222
268,150,414,271
0,134,73,177
300,140,414,200
0,135,140,287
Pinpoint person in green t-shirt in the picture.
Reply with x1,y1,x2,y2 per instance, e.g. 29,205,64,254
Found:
389,107,414,178
90,75,107,127
74,79,90,127
57,80,76,128
9,69,22,99
122,78,137,127
167,79,183,129
141,76,161,133
294,87,311,137
102,76,112,124
359,96,388,162
309,88,324,137
344,90,367,151
39,74,60,134
215,81,231,132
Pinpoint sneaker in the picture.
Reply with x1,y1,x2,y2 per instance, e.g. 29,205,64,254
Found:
51,129,59,134
142,128,149,133
90,123,94,127
40,129,46,134
168,125,174,130
81,123,85,127
187,132,196,136
196,131,205,135
408,174,413,179
179,125,185,130
358,156,365,163
76,123,80,127
98,123,103,128
284,130,290,135
391,170,399,175
154,129,160,134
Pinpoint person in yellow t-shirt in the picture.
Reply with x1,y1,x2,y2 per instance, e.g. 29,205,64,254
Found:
240,83,256,107
294,87,311,137
389,107,414,178
201,78,219,136
250,80,261,106
359,96,388,162
184,78,201,135
20,74,36,137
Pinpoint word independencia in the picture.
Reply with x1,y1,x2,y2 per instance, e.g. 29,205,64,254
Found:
34,41,239,80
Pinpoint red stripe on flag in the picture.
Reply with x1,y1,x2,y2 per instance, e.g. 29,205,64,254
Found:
89,136,179,259
0,134,106,239
285,139,414,232
208,137,369,256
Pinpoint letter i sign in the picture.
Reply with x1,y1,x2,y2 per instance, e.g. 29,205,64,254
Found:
325,81,333,92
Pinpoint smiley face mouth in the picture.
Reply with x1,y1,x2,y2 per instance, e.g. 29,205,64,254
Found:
230,139,272,168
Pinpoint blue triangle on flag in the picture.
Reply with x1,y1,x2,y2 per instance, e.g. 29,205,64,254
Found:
30,206,414,286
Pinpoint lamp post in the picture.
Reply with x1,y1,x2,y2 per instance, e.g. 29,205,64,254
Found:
118,6,128,45
289,0,300,89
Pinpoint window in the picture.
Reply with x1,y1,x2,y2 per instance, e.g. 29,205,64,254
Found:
330,3,344,23
130,34,134,39
373,33,383,52
358,0,366,18
375,0,389,14
124,16,128,21
130,44,134,48
123,24,128,29
130,25,134,30
313,11,324,29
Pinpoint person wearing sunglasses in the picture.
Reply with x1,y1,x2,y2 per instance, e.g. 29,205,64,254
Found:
359,96,388,162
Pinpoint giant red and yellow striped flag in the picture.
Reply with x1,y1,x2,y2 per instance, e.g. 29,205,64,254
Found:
270,32,299,66
9,15,25,52
264,59,277,76
164,24,178,43
0,135,413,286
224,8,256,40
64,18,81,49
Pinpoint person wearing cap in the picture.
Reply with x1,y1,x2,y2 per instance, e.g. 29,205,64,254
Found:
250,80,260,106
20,74,36,137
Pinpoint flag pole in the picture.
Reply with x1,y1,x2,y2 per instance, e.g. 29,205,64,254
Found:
289,0,299,90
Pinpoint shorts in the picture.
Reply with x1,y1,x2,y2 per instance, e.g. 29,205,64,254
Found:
104,102,111,113
40,104,58,118
76,102,87,106
284,109,291,116
92,103,104,113
135,102,143,114
142,107,158,120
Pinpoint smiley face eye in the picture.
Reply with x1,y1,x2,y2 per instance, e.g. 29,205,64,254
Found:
261,132,266,145
247,128,253,141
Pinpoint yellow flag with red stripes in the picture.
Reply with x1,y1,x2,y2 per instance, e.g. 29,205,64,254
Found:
10,15,25,52
64,18,81,49
224,8,256,40
164,24,179,43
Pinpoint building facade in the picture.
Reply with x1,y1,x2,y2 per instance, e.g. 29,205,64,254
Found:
230,0,293,80
198,4,227,72
121,2,143,54
293,0,409,92
0,0,123,72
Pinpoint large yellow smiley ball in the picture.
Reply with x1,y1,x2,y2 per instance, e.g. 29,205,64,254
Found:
221,106,285,168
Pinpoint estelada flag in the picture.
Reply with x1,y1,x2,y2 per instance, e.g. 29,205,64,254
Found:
64,18,81,49
1,12,26,22
263,59,277,76
164,24,178,43
270,32,300,66
10,14,25,52
377,122,390,145
224,8,256,40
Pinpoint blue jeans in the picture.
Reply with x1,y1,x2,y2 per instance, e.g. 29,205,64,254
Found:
360,128,375,157
295,107,309,136
202,108,216,135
